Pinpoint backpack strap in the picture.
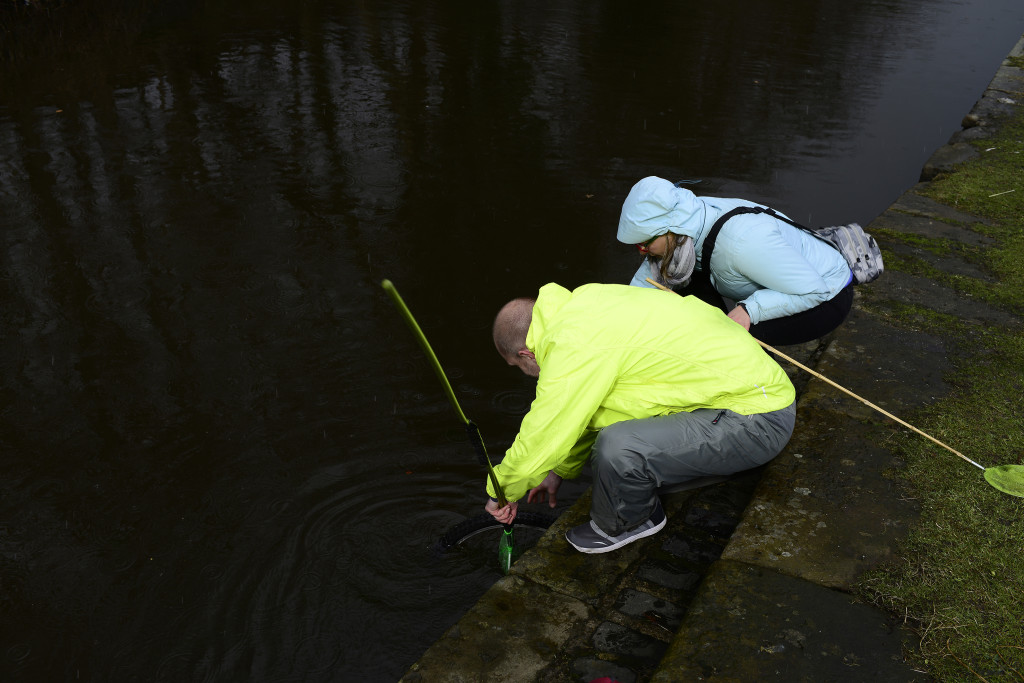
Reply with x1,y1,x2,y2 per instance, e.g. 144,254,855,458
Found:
701,205,838,271
700,206,763,271
758,207,842,252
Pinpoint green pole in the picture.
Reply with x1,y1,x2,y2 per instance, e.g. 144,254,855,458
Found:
380,279,508,507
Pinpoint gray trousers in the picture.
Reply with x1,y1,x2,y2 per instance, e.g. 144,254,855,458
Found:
590,403,796,535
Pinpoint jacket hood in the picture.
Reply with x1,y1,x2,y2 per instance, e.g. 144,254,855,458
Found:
616,176,706,244
526,283,572,363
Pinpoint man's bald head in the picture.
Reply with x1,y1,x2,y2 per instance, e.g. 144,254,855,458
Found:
493,297,535,361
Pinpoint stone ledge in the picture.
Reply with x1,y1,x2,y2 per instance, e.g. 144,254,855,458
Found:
652,560,928,683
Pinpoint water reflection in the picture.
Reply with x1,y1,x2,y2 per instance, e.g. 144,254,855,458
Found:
2,0,1023,680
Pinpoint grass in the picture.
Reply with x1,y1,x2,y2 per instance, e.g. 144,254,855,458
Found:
854,68,1024,682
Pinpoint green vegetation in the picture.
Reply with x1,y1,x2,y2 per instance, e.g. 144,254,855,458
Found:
922,110,1024,302
856,87,1024,681
924,114,1024,229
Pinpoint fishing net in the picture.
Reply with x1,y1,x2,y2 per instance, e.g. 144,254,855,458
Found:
983,465,1024,498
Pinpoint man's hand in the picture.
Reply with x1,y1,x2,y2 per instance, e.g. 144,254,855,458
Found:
527,470,563,508
727,303,751,330
485,498,518,524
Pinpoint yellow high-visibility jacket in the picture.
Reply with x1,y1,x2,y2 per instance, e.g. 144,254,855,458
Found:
488,282,795,502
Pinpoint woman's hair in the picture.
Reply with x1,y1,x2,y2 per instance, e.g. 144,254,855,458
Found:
493,298,536,359
655,233,680,281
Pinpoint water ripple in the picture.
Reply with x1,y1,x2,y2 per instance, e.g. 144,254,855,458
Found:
179,455,530,681
491,388,533,417
6,643,32,664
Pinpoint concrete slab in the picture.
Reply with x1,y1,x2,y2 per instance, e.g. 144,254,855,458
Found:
863,268,1015,327
872,205,996,244
796,310,954,421
986,66,1024,96
721,411,920,589
400,574,595,683
970,91,1020,122
652,560,929,683
921,142,978,180
888,185,993,225
507,490,699,607
881,238,997,281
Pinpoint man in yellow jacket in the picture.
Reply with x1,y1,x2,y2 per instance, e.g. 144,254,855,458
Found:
485,282,796,553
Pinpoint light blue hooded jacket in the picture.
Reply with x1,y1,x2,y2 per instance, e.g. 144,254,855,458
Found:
617,176,852,325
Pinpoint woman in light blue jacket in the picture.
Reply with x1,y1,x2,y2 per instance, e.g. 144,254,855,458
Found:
617,176,854,346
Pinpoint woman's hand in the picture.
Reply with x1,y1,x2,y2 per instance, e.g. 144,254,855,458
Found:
727,303,751,330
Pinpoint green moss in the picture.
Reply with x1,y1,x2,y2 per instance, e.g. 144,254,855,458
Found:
872,227,969,255
902,114,1024,314
921,117,1024,227
856,95,1024,681
876,247,1007,310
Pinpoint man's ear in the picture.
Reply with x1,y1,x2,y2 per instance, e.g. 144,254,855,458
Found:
517,348,536,360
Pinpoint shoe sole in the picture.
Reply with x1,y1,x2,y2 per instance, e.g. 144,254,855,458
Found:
565,515,667,554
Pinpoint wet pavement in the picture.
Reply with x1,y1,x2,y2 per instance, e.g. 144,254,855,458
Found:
400,34,1024,683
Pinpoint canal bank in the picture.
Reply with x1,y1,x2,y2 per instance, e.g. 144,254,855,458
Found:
401,33,1024,683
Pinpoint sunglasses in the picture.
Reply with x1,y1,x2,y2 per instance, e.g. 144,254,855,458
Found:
636,235,659,254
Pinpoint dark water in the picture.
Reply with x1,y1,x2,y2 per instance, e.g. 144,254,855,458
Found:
1,1,1022,680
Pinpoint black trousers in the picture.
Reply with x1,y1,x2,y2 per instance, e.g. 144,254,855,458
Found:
676,275,854,346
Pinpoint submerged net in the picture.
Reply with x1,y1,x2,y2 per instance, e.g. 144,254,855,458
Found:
498,528,516,574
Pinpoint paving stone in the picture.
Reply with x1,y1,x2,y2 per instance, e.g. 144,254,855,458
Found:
864,267,1014,326
507,490,643,607
572,657,638,683
796,308,955,421
659,532,725,566
399,575,594,683
635,559,701,592
652,560,928,683
970,90,1020,121
615,588,685,631
681,504,741,538
721,413,921,589
986,64,1024,94
889,185,997,225
592,621,667,660
872,205,997,245
921,141,977,180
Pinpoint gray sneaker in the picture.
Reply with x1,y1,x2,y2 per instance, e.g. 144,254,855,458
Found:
565,500,666,554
